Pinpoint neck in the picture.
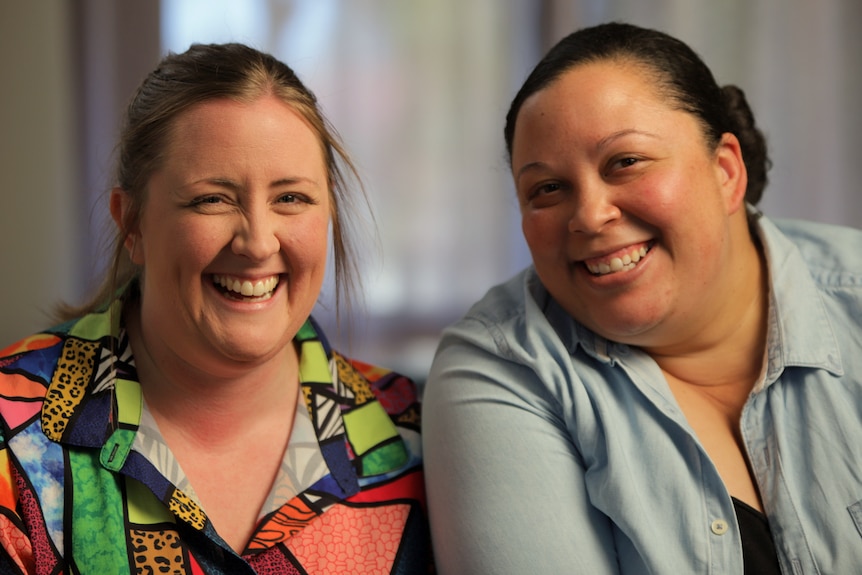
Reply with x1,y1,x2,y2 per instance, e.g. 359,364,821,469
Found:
124,307,300,447
647,217,769,390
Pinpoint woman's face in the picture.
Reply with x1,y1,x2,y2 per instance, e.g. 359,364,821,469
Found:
511,60,746,348
121,95,331,369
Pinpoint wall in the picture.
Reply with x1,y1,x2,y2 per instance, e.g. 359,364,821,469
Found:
0,1,80,347
0,0,161,348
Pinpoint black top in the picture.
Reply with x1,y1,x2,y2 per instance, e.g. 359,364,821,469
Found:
732,497,782,575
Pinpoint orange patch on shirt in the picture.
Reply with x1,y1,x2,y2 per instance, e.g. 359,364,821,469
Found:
0,334,61,357
284,503,410,574
248,496,319,551
0,513,35,574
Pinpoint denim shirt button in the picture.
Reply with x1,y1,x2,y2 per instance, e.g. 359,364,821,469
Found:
710,519,729,535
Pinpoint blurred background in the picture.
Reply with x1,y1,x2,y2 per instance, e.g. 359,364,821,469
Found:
2,0,861,384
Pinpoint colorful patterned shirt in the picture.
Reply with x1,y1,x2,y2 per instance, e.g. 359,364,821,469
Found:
0,302,431,574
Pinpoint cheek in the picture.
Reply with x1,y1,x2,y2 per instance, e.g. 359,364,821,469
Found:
282,217,330,268
175,224,226,265
141,218,226,273
633,169,674,202
626,171,696,228
522,211,567,259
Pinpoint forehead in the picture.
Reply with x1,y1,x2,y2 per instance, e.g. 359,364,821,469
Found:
525,60,668,120
171,96,319,140
513,61,697,146
509,60,712,178
160,96,327,168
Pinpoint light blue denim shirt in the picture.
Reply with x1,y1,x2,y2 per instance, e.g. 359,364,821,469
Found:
423,215,862,574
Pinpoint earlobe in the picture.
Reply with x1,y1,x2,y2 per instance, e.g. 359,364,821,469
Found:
110,187,143,264
716,133,748,214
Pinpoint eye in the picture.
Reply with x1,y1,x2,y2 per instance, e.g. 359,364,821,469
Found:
525,182,562,201
186,192,238,213
536,182,561,195
189,195,224,206
521,180,565,208
603,155,646,179
612,156,639,170
276,193,314,205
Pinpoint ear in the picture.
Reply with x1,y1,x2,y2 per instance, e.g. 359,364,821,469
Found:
714,132,748,215
110,187,144,265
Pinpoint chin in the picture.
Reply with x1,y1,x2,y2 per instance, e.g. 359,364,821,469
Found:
571,291,668,340
213,332,290,364
583,312,665,345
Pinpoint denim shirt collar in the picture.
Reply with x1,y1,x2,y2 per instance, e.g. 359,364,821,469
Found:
755,215,843,384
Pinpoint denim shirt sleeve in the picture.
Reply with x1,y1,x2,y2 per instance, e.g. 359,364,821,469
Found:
422,270,621,574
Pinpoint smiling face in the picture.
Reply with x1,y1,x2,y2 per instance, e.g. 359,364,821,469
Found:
512,60,749,349
117,95,331,371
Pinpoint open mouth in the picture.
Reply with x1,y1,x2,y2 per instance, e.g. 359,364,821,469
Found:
212,274,280,301
584,242,653,276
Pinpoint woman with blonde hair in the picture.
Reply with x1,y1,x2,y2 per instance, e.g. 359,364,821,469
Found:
0,43,430,574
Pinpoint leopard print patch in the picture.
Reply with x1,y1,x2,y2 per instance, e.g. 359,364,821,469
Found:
396,405,421,428
333,352,375,405
301,383,313,412
130,528,185,573
168,489,206,531
42,338,99,441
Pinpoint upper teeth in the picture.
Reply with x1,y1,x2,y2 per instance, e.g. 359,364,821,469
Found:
586,246,648,275
213,275,279,296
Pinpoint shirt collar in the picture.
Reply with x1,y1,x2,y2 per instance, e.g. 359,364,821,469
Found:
754,214,843,383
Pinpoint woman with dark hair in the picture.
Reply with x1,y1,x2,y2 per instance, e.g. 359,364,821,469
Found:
423,22,862,574
0,43,430,574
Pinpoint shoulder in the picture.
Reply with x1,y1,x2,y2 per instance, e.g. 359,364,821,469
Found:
768,217,862,280
323,347,422,443
761,215,862,329
342,355,421,411
427,267,592,413
442,268,540,351
303,317,421,416
0,324,73,391
438,267,584,367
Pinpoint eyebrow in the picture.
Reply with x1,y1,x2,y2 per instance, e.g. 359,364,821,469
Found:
189,176,321,191
596,128,659,150
515,128,660,182
514,161,550,183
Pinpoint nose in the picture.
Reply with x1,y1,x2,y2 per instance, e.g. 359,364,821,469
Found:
231,211,280,261
567,183,621,234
